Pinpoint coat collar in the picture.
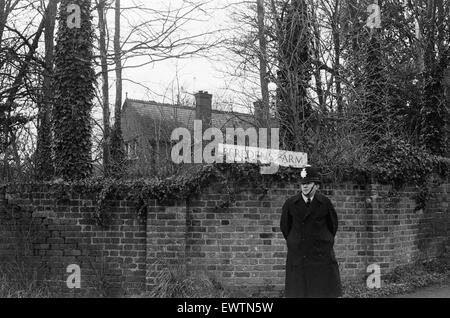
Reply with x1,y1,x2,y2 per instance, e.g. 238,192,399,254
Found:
296,192,326,221
293,191,326,204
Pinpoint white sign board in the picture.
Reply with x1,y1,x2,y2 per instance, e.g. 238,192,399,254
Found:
218,143,308,168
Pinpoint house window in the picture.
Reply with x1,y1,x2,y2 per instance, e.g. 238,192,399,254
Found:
149,139,156,168
126,139,138,160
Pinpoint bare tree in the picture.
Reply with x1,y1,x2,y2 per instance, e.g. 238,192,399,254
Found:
1,0,50,180
91,0,223,177
107,0,126,176
35,0,58,180
257,0,270,127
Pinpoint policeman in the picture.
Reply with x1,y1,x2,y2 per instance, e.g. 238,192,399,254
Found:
280,166,342,298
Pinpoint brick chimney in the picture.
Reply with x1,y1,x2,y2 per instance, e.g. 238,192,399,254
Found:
254,99,271,129
254,100,263,125
194,91,212,128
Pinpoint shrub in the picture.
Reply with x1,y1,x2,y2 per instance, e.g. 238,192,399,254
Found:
143,262,232,298
0,263,51,298
369,137,442,186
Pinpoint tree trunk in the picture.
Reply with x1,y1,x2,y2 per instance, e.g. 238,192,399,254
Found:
424,0,436,69
0,0,6,43
110,0,125,175
436,0,445,57
36,0,58,180
333,0,343,114
365,1,386,144
420,0,448,155
276,0,311,151
311,3,325,112
347,0,359,53
114,0,122,125
97,0,111,175
257,0,270,128
53,0,95,180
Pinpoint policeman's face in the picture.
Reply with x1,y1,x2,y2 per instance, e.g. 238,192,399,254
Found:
301,182,317,197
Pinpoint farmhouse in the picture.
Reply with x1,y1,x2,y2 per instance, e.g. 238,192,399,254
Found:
121,91,276,177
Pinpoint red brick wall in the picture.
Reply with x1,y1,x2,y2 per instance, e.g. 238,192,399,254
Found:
0,184,146,297
146,180,449,296
0,179,448,297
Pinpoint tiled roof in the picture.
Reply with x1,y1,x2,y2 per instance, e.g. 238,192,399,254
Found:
121,98,262,141
124,99,197,129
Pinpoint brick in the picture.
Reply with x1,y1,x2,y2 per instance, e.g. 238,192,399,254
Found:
1,180,449,297
47,238,64,244
64,250,81,256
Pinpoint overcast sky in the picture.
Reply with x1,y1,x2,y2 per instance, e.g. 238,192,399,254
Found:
117,0,256,113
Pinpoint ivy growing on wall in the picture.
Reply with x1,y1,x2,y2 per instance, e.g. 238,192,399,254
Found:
52,153,446,226
368,137,443,186
6,151,449,228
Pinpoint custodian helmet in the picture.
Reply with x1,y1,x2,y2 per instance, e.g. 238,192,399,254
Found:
299,166,321,184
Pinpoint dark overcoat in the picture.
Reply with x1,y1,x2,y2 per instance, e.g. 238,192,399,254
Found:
280,192,342,298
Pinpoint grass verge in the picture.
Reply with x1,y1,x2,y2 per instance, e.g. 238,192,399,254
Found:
342,253,450,298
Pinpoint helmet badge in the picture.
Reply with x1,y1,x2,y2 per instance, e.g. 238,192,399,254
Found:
301,168,307,178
